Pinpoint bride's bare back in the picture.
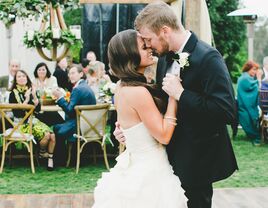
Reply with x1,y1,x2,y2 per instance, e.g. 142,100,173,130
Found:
114,85,177,144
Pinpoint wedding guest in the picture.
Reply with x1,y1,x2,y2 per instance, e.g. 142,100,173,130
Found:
144,66,156,84
53,57,72,92
32,62,58,90
86,51,106,79
81,58,90,75
0,59,20,90
52,65,96,165
32,62,64,126
9,70,56,170
237,60,262,146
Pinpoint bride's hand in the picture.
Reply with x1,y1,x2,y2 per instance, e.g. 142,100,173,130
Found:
113,121,126,144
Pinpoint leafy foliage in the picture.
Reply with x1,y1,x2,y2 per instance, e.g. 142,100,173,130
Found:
63,8,82,62
23,28,83,50
206,0,247,83
63,7,82,27
0,0,79,27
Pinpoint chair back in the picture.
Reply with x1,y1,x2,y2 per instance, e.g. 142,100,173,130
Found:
75,104,110,140
0,104,35,140
259,90,268,114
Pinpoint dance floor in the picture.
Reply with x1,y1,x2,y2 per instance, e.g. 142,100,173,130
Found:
0,187,267,208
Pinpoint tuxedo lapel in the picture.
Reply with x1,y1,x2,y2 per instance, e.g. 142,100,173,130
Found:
180,32,198,79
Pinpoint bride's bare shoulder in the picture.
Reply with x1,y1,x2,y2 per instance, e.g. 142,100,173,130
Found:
119,86,151,98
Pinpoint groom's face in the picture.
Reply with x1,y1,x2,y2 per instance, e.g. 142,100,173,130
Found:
139,27,169,57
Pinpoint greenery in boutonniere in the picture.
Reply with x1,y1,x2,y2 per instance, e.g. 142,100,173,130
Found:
23,28,83,50
0,0,79,28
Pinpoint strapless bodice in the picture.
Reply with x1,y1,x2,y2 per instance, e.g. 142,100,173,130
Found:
122,122,161,153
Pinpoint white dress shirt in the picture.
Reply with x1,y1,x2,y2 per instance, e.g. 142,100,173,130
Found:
167,30,192,77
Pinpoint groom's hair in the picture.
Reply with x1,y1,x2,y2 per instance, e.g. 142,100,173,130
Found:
134,1,182,34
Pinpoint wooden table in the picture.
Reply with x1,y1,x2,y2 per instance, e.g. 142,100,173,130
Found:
41,104,115,112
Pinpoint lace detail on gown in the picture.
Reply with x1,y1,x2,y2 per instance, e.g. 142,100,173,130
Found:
92,123,187,208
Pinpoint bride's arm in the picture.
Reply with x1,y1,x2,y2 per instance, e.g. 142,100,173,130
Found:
128,87,177,145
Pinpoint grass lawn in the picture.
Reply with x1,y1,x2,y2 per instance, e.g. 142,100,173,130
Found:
214,128,268,188
0,159,111,194
0,127,268,194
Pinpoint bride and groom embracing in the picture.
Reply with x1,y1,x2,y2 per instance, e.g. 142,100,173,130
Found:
93,2,238,208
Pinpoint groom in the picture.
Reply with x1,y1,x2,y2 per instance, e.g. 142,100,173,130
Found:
115,2,238,208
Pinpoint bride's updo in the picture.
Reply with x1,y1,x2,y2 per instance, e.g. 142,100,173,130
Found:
108,29,167,113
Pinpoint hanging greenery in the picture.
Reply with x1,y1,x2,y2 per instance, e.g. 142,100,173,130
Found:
0,0,79,27
23,28,83,50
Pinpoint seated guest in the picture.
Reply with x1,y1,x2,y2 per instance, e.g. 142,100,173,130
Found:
81,58,90,75
0,59,20,90
237,60,262,146
53,57,72,92
9,70,56,170
32,62,64,126
52,65,96,164
32,62,58,90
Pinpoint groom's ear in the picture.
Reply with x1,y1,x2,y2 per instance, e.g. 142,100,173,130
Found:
161,25,171,37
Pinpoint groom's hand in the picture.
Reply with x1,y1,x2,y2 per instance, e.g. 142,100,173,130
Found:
113,121,126,144
162,73,184,101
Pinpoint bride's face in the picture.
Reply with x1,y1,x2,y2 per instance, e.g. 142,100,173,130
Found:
137,36,154,70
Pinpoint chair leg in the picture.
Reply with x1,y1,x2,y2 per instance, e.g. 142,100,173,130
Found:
93,146,97,164
29,142,35,174
8,144,13,167
0,141,6,173
103,144,110,170
34,148,40,167
66,143,73,167
261,125,265,144
76,141,80,174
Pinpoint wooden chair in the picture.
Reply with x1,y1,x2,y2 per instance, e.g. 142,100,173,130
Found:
259,89,268,143
0,104,36,173
71,104,111,173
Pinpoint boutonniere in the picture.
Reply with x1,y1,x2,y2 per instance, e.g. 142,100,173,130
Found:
173,52,190,70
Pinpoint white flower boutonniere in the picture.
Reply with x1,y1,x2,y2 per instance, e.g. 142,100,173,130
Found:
178,52,190,69
173,52,190,70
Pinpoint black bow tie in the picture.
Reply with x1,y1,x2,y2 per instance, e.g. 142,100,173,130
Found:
165,51,180,63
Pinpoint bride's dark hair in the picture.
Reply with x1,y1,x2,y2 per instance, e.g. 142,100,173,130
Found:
108,29,167,113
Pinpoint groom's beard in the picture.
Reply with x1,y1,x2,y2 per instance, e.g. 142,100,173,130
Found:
155,36,170,57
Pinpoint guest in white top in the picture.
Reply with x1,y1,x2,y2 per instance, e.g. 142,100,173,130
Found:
32,62,64,128
32,62,58,91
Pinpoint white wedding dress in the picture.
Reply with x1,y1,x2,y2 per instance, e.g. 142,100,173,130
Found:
92,122,187,208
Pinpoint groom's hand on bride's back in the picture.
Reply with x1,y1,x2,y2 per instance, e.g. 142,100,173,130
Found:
113,121,126,144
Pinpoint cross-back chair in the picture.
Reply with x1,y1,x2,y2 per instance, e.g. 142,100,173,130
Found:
71,103,111,173
0,104,36,173
259,89,268,143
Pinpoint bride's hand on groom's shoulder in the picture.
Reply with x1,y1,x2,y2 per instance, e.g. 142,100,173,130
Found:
162,73,184,101
114,121,126,144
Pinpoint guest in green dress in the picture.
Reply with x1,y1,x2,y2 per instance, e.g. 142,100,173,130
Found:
9,70,55,170
237,60,262,145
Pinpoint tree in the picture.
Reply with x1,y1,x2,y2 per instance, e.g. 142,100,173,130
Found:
206,0,247,83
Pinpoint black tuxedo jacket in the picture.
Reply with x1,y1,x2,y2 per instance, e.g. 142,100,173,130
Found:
156,33,238,187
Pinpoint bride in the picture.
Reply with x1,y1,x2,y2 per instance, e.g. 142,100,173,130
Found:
92,29,186,208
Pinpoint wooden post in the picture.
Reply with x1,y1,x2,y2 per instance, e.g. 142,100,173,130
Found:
185,0,201,37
